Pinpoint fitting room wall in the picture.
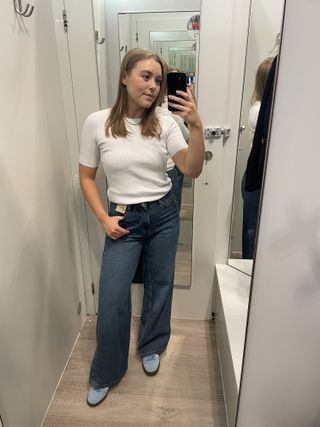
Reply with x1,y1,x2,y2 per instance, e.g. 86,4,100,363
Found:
0,0,252,424
0,1,85,426
237,0,320,425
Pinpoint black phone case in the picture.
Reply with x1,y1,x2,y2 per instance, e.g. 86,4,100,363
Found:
167,72,187,112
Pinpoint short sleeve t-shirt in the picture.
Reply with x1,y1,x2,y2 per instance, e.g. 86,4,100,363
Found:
248,101,261,146
79,108,188,204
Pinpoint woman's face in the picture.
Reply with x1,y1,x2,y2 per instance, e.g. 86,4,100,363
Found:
122,58,162,116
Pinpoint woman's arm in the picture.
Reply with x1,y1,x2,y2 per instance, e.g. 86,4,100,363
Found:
79,164,129,239
169,89,205,178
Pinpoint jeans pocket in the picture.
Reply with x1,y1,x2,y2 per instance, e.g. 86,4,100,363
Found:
109,207,125,218
118,211,142,233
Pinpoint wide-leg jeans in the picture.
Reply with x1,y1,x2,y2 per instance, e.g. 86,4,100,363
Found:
241,172,261,259
132,166,183,284
89,189,180,388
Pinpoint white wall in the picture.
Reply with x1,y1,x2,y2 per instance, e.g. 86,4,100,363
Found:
210,0,251,266
0,1,84,425
57,0,102,313
92,0,108,108
187,0,252,318
237,0,320,425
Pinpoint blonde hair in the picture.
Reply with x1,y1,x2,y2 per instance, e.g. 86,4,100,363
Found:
156,60,170,106
252,57,274,103
105,48,166,138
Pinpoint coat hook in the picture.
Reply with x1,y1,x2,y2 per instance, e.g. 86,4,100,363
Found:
95,30,105,45
269,32,281,55
13,0,34,17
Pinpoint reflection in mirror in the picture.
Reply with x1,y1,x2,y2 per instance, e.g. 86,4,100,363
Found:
115,11,200,287
228,0,285,276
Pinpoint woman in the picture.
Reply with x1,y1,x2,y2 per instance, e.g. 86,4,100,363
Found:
242,56,274,259
79,48,204,407
248,57,274,146
132,62,190,285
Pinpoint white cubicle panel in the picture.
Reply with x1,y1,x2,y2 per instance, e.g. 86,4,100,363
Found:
237,1,320,426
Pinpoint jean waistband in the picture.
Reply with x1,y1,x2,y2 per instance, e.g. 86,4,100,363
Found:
110,189,173,212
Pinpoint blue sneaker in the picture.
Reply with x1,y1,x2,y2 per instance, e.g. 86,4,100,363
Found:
142,354,160,376
87,385,109,407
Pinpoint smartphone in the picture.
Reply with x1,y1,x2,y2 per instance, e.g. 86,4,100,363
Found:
167,72,187,112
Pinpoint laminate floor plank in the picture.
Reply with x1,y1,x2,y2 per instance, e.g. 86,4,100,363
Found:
174,244,192,287
43,316,227,427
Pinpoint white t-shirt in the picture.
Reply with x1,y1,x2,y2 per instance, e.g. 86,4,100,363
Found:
79,108,188,204
158,107,189,171
248,101,261,146
171,113,189,142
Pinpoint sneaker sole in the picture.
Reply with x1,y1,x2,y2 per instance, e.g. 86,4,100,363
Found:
142,360,160,376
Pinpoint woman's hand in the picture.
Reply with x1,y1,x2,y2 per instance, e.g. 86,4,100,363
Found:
168,87,201,129
170,87,205,178
100,215,129,240
79,164,129,240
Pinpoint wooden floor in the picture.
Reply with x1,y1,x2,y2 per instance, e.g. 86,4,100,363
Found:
174,244,192,287
43,316,227,427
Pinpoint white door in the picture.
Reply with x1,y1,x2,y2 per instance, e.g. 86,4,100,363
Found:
52,0,102,313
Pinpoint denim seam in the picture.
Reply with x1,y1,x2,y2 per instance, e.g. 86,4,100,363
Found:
138,241,153,345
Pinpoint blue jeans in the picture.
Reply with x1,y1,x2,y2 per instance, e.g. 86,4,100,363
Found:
132,166,183,284
241,172,261,259
89,189,180,388
168,166,184,211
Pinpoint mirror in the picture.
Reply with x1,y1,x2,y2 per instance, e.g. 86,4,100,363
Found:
228,0,285,276
93,9,201,288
